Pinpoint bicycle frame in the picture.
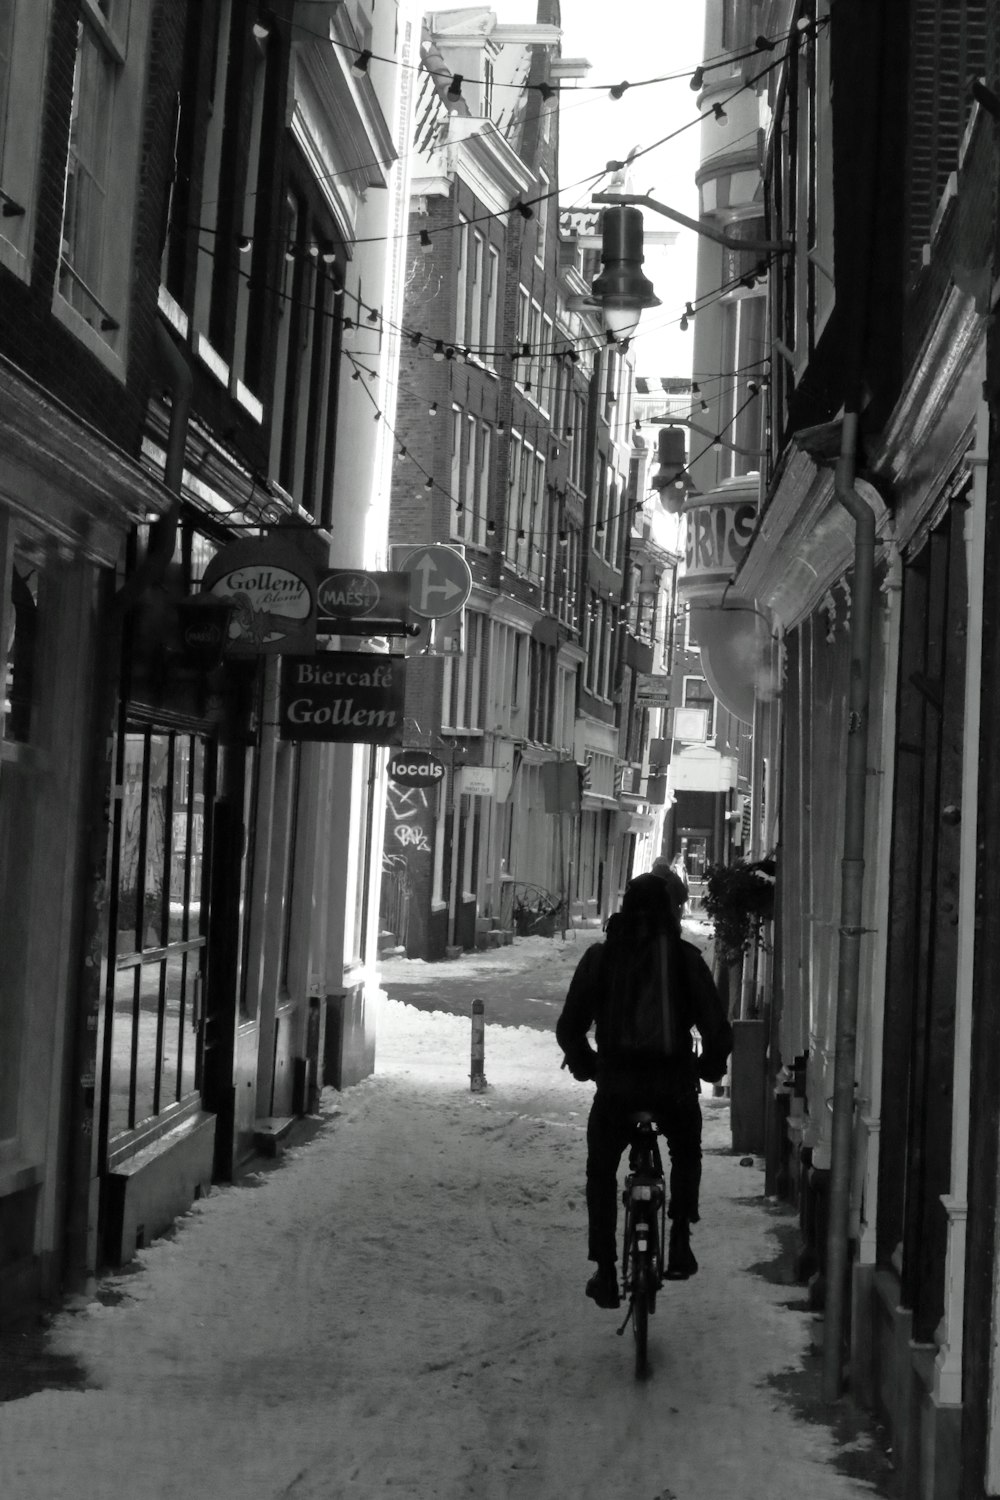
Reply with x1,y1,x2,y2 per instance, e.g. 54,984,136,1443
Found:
619,1114,666,1378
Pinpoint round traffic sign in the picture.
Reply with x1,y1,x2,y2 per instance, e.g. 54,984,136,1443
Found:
400,545,472,620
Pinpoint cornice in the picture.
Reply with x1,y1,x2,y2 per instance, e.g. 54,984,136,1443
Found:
292,15,397,209
1,355,172,567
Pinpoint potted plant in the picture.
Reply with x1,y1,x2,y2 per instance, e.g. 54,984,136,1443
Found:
701,855,776,965
702,855,776,1155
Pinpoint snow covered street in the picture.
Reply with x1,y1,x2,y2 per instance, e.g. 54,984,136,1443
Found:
0,945,890,1499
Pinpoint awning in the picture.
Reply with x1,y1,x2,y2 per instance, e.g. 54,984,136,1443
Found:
691,603,777,724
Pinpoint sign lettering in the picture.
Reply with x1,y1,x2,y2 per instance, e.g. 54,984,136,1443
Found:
279,653,405,744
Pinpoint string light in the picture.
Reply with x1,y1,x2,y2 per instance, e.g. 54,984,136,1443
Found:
420,229,433,253
283,8,810,102
238,236,253,254
446,74,463,102
609,81,629,100
690,67,705,91
432,340,446,361
352,49,372,77
514,200,534,220
713,102,727,124
429,401,438,416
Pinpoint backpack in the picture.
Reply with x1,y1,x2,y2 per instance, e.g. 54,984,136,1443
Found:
602,929,683,1057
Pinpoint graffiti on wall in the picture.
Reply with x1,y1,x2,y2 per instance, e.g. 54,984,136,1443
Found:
385,783,433,855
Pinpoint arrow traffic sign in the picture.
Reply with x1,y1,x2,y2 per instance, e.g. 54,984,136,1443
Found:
400,544,473,619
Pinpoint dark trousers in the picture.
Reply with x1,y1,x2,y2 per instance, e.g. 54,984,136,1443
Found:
585,1086,703,1266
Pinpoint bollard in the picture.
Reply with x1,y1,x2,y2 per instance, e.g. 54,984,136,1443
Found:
470,997,486,1091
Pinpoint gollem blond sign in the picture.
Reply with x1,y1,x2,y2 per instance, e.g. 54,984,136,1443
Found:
279,653,405,744
201,537,316,655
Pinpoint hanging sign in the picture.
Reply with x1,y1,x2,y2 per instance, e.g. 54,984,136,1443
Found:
459,766,496,797
388,750,445,786
279,653,405,744
201,537,316,655
316,570,412,636
683,501,757,580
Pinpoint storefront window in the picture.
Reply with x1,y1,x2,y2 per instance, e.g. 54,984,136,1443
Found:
106,725,212,1141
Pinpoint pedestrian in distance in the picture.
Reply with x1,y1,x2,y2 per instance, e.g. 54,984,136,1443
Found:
556,872,732,1310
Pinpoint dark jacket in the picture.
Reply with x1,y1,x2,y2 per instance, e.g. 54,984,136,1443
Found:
556,931,732,1092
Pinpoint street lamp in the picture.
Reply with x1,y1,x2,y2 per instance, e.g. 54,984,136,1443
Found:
589,206,661,340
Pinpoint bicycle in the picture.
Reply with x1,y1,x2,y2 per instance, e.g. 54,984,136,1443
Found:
616,1111,666,1379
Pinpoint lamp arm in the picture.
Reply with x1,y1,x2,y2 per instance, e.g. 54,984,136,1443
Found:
591,192,793,255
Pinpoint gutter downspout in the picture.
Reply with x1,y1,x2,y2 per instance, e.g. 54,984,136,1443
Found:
822,408,876,1400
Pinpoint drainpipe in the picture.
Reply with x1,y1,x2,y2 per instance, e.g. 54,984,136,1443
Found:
822,408,876,1400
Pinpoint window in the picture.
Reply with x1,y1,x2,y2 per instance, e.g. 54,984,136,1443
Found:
442,611,485,731
469,231,485,354
269,195,343,525
476,423,491,548
682,676,716,739
0,0,52,275
483,245,499,361
449,405,463,538
452,411,477,543
539,315,553,414
455,214,469,345
106,726,213,1142
535,170,549,264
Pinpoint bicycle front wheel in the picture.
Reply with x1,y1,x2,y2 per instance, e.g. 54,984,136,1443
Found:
632,1246,650,1379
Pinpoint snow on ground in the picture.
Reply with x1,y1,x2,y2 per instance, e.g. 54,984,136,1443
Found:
0,983,883,1500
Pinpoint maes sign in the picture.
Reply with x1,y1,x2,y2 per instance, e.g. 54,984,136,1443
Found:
279,654,405,744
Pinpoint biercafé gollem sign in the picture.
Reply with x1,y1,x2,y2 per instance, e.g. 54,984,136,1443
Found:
279,653,405,745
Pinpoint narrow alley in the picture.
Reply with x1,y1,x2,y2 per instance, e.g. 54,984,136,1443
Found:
0,936,891,1500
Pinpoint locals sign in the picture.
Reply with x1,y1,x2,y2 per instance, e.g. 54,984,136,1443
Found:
387,750,445,786
279,653,405,744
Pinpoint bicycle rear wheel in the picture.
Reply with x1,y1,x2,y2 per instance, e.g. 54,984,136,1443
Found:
632,1246,650,1379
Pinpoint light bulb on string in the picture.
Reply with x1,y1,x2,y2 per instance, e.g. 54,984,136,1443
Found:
713,102,727,124
609,80,629,100
352,49,372,77
419,229,432,253
446,74,463,102
429,401,438,416
432,340,446,361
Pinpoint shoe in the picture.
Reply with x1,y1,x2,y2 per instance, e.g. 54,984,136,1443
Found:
665,1221,698,1280
586,1265,621,1309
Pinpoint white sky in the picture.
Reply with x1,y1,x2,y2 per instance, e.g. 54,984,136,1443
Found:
511,0,709,378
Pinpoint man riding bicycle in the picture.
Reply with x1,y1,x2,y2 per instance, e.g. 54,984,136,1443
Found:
556,871,732,1309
